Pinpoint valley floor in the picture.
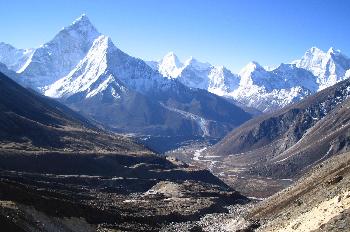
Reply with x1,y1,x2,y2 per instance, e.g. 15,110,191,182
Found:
166,142,292,198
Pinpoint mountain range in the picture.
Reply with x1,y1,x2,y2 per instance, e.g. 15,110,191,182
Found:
0,15,251,151
1,14,350,150
149,48,350,112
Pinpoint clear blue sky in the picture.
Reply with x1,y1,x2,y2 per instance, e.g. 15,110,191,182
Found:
1,0,349,72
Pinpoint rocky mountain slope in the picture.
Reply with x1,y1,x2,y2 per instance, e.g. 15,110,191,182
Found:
210,78,350,178
0,71,249,231
246,150,350,232
168,78,350,198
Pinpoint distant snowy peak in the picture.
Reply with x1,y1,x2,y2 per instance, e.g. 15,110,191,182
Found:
158,52,183,78
293,46,350,90
0,42,34,72
230,61,320,112
238,61,268,87
154,52,213,79
150,52,240,95
238,61,318,91
183,57,212,70
239,61,265,75
178,56,241,95
18,14,101,90
207,65,240,96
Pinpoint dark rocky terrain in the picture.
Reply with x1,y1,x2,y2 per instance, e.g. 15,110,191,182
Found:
0,156,248,231
0,72,248,231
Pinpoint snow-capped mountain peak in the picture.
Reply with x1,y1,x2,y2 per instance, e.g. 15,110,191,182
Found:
239,61,264,75
71,13,89,24
147,53,240,97
162,52,181,66
238,61,266,83
327,47,340,55
184,56,211,70
45,35,124,99
61,14,100,42
18,15,101,90
0,42,34,72
293,46,350,90
158,52,183,78
306,46,324,55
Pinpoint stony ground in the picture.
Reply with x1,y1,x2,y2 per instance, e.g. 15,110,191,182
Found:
248,151,350,232
0,151,248,231
160,202,259,232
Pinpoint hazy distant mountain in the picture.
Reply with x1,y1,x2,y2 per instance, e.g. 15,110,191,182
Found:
0,42,33,72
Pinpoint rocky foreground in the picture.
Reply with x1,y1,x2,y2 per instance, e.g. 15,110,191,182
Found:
0,151,248,231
